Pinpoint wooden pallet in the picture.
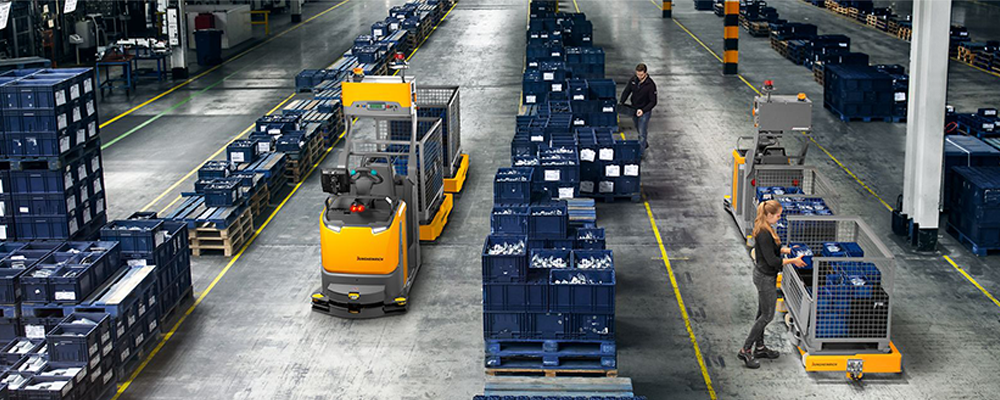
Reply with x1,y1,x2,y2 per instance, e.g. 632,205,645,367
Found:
189,208,253,257
248,183,271,219
813,64,825,85
283,133,324,184
847,7,859,19
957,46,977,64
897,27,912,41
486,368,618,378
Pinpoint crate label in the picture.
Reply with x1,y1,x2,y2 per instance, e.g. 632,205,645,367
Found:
88,121,97,138
18,206,29,214
69,218,78,235
543,72,555,81
89,356,100,369
551,84,563,92
90,367,101,382
82,208,91,223
373,29,383,36
257,142,272,153
231,152,245,163
894,92,906,102
0,203,5,217
573,94,585,101
55,91,66,106
84,79,93,93
544,170,561,181
985,123,996,131
60,136,71,153
68,194,76,212
984,109,997,117
599,148,614,161
149,294,156,306
55,290,76,301
602,106,614,113
149,319,157,332
94,178,102,195
72,107,82,122
530,135,544,142
78,164,87,181
101,331,111,344
551,52,561,57
605,165,621,177
138,304,147,316
87,100,95,116
580,149,596,162
573,119,585,126
525,95,537,104
102,342,112,356
89,343,98,356
134,333,144,346
0,226,6,240
527,62,538,68
624,164,640,176
120,347,130,362
103,370,113,384
70,84,80,100
117,325,125,338
58,114,67,129
599,181,614,193
25,325,45,338
558,187,575,199
76,128,86,145
839,43,848,47
580,181,595,193
128,314,136,326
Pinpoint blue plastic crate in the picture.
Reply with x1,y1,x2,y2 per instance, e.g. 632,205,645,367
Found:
197,160,236,180
529,248,572,269
494,168,534,204
574,227,605,249
572,249,613,270
482,271,550,312
20,303,77,338
276,133,306,153
0,337,44,364
483,312,573,340
17,375,75,400
47,312,111,363
203,180,240,208
821,242,864,258
78,265,157,339
549,269,615,313
491,206,528,235
11,190,80,218
528,204,568,239
48,264,96,303
482,235,529,283
99,220,163,254
226,139,259,164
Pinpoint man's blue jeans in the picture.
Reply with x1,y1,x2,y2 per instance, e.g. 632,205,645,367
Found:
632,111,651,156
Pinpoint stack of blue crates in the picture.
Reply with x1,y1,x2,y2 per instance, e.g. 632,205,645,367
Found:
693,0,714,11
955,108,997,138
872,64,908,120
40,311,117,399
799,241,889,339
943,137,1000,214
823,64,894,121
947,166,1000,254
0,68,107,241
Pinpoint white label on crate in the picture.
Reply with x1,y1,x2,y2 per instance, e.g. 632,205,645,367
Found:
373,29,383,37
573,94,585,101
268,128,282,136
65,170,74,186
895,92,906,102
128,314,136,326
89,343,98,356
599,181,614,193
599,148,614,161
0,178,3,193
55,289,77,301
543,72,555,81
88,121,97,138
58,114,67,129
149,319,157,332
579,149,596,162
128,259,148,267
18,207,29,214
86,100,95,116
580,181,595,193
94,178,102,195
602,106,614,113
839,42,848,47
70,84,80,100
984,109,997,117
102,332,111,343
986,123,996,131
231,152,245,163
257,142,272,153
84,78,93,93
83,208,91,223
90,367,101,383
528,61,538,68
25,325,45,338
89,356,100,369
60,136,71,153
259,126,267,132
78,165,86,181
103,370,113,384
0,203,5,217
573,119,585,126
605,165,621,177
558,187,575,199
134,333,144,347
76,128,86,145
139,304,147,316
525,95,537,104
551,84,563,92
531,135,544,142
0,226,6,240
544,170,561,182
55,91,66,106
117,325,125,339
72,107,82,122
69,219,78,235
0,3,10,31
102,342,112,356
120,347,130,362
624,164,640,176
67,196,75,213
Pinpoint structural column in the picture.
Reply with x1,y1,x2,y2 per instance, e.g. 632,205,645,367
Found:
291,0,303,23
662,1,672,18
902,0,952,250
723,0,738,75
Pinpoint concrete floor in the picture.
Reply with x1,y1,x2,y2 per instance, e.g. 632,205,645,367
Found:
87,0,1000,399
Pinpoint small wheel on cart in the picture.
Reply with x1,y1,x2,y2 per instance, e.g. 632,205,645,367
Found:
847,371,864,381
784,313,793,328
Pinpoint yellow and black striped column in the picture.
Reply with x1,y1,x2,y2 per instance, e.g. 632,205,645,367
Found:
723,0,739,75
662,1,672,18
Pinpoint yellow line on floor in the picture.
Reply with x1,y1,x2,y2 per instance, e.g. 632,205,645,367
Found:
950,57,1000,79
111,132,343,400
99,0,354,129
643,199,718,400
573,0,580,13
944,255,1000,310
671,19,723,63
138,92,296,212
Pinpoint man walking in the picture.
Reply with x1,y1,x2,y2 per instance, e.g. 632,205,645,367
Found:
620,63,657,157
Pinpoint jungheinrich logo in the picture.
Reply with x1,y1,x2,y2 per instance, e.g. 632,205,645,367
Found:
357,256,384,262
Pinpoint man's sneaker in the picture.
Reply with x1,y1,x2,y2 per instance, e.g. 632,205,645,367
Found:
737,348,760,369
754,346,780,359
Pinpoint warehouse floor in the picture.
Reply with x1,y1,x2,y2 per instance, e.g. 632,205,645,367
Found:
89,0,1000,399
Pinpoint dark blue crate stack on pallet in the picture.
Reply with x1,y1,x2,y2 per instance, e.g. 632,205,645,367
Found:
0,241,65,341
947,167,1000,255
950,25,970,58
873,64,908,120
955,108,998,138
693,0,714,11
0,68,108,242
42,311,119,399
823,64,894,122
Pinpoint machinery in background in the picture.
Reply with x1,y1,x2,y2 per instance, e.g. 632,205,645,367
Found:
312,69,457,318
725,80,813,238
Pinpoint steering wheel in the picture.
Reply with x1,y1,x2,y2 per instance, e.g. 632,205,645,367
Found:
350,168,384,197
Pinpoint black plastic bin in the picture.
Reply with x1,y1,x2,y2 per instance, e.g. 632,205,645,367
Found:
194,29,223,66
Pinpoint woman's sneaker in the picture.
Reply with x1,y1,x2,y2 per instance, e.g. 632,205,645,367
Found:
737,348,760,369
754,346,780,359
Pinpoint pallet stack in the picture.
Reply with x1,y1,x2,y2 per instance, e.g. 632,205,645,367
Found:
947,166,1000,256
0,68,108,242
823,64,895,122
954,107,998,138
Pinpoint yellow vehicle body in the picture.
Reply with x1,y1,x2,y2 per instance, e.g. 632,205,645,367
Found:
799,342,903,379
320,203,409,283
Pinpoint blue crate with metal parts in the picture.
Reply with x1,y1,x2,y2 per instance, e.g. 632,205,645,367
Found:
494,168,534,204
548,269,615,314
820,242,865,258
482,270,550,312
2,114,98,158
528,248,572,270
197,160,236,181
492,206,529,235
20,303,77,338
0,336,45,364
574,227,605,250
527,203,568,239
46,312,112,363
944,136,1000,210
483,312,614,342
19,249,89,303
484,338,616,369
1,69,94,111
202,179,241,208
948,167,1000,252
255,114,300,136
76,265,157,341
483,234,529,283
226,139,259,164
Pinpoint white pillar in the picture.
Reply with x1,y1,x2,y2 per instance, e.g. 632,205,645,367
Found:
169,0,189,78
902,0,951,245
291,0,303,23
